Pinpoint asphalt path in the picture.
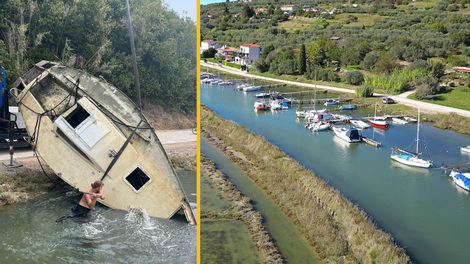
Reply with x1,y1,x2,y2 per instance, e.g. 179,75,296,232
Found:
0,129,196,161
202,62,470,118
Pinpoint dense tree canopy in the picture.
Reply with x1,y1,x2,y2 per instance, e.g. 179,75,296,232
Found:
1,0,196,113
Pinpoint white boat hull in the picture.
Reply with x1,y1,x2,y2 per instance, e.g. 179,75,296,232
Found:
450,170,470,191
390,155,432,168
332,126,361,143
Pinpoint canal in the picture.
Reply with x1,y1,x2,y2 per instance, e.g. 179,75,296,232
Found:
0,170,197,264
201,80,470,264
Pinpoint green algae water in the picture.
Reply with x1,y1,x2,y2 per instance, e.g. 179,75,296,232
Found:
201,80,470,264
201,171,231,210
201,219,264,263
201,138,322,264
0,171,196,264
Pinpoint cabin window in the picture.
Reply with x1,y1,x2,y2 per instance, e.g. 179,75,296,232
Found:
125,167,150,192
65,104,90,128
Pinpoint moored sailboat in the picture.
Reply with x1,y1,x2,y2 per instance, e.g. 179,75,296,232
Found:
390,108,432,168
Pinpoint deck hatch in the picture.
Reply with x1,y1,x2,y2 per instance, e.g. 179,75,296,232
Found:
66,104,90,128
125,167,151,192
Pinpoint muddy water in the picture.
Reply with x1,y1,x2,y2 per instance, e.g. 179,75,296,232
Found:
0,171,196,264
201,138,322,264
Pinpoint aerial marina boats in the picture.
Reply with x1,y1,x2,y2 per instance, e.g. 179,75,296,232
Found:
390,108,432,169
12,61,196,224
449,170,470,191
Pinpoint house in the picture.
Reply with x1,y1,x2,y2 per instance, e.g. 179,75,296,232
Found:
208,13,219,18
200,40,222,54
235,42,263,66
216,46,239,62
281,5,299,12
303,4,311,11
311,7,323,12
253,8,267,14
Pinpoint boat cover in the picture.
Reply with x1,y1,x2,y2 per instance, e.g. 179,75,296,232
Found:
455,173,470,188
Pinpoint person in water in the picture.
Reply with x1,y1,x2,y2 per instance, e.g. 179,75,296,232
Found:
56,181,106,222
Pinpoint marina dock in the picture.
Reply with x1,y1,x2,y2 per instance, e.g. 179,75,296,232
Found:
362,137,382,147
441,162,470,172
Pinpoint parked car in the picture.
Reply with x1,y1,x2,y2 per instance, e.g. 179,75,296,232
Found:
424,94,434,100
382,97,394,104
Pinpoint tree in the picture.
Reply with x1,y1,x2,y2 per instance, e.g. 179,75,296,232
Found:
202,48,217,59
261,44,274,58
360,52,380,71
374,53,399,74
342,71,364,85
241,5,254,18
340,47,361,66
278,59,296,75
297,44,306,75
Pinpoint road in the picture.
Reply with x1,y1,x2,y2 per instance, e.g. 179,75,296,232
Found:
202,62,470,118
0,129,196,161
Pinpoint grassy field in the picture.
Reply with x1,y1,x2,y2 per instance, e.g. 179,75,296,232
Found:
202,105,410,264
408,86,470,111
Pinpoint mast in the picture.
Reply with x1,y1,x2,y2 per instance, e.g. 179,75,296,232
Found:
417,107,420,154
314,75,316,110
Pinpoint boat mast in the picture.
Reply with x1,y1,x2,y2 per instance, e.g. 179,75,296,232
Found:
314,75,316,111
417,107,420,154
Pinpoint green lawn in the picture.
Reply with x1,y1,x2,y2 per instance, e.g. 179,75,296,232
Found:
408,86,470,111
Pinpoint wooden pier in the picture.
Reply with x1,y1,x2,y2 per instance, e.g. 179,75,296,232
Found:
441,162,470,172
290,98,353,105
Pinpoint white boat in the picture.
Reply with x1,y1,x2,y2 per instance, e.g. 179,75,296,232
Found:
236,83,248,90
13,61,195,223
404,116,417,123
370,103,389,128
449,170,470,191
297,78,326,117
255,92,270,98
332,126,362,142
254,101,268,111
390,108,432,168
324,99,339,106
392,117,408,124
243,85,261,92
217,81,229,85
307,112,334,122
350,119,370,129
461,145,470,153
307,122,330,132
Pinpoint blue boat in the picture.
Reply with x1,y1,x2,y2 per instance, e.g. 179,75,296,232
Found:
340,105,355,110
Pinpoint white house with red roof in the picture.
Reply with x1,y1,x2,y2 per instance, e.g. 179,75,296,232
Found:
235,42,263,66
216,46,240,62
200,40,222,54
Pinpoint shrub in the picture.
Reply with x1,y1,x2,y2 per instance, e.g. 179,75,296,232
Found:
356,84,374,97
360,52,380,71
416,83,433,99
342,71,364,85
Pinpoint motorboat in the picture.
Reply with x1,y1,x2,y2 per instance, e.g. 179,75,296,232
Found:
350,119,370,129
13,61,196,223
255,92,270,98
449,170,470,191
308,112,334,123
461,144,470,153
392,117,408,124
324,99,339,106
339,105,355,110
243,85,261,92
404,116,417,123
390,108,432,168
332,126,362,142
307,122,330,132
254,101,268,111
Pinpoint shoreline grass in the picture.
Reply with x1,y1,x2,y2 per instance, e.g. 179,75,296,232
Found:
202,104,410,263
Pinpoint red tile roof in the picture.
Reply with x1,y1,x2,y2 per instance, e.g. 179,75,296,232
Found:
241,41,261,48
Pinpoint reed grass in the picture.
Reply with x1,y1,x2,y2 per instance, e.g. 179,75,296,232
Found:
202,105,410,264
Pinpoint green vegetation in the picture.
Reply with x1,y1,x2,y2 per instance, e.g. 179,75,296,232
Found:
1,0,196,113
408,86,470,111
170,156,196,171
201,0,469,101
202,105,410,263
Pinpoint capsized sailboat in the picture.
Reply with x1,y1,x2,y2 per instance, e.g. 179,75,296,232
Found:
13,61,196,224
390,108,432,168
